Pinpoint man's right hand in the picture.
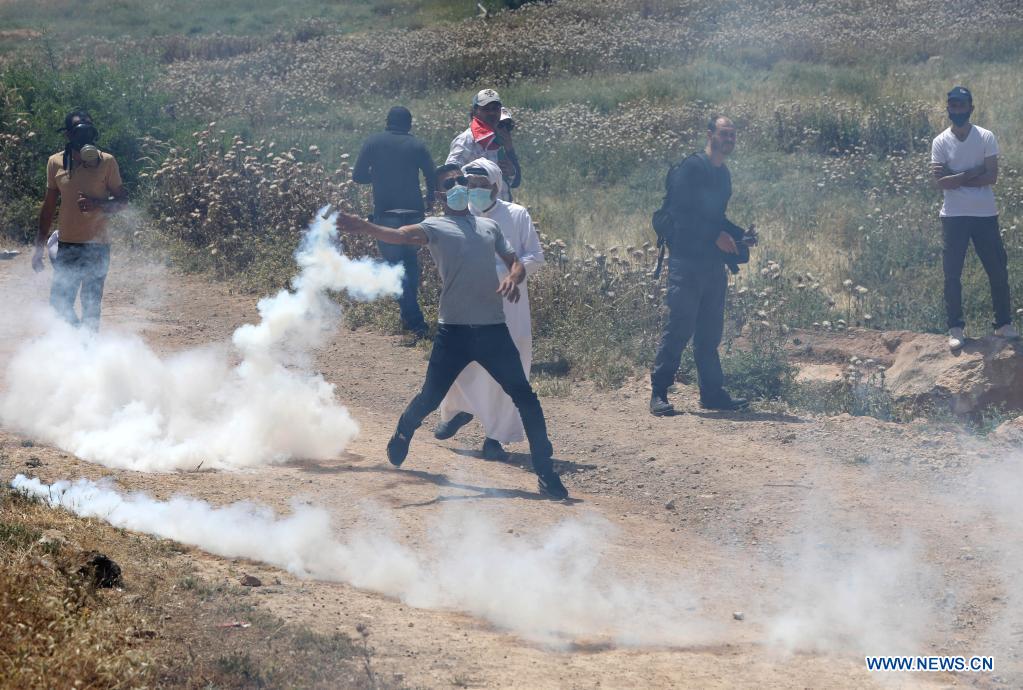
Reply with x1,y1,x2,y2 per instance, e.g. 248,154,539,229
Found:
31,247,45,272
335,212,362,233
716,231,738,255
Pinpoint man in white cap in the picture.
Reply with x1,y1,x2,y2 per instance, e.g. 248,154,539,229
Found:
433,158,544,461
446,89,521,201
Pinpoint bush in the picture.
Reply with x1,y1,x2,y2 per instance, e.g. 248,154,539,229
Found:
1,58,192,244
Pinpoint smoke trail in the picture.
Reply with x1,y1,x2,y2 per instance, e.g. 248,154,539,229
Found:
0,208,402,471
10,475,711,647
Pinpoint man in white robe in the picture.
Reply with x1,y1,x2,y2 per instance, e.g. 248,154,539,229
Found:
433,158,544,460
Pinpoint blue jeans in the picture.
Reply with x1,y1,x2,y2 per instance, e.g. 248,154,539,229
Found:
375,211,427,334
50,242,110,331
396,323,555,474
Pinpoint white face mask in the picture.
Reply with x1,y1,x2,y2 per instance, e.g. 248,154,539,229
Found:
468,187,493,212
446,185,469,211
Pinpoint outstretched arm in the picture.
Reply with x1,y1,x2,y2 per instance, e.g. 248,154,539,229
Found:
335,211,429,245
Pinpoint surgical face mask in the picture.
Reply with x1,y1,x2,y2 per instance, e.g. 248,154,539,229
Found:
446,185,469,211
468,187,493,211
948,109,971,127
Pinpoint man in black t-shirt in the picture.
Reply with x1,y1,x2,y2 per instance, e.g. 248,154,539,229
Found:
650,116,749,416
353,106,436,338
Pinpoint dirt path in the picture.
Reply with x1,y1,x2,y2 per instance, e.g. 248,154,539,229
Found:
1,251,1018,688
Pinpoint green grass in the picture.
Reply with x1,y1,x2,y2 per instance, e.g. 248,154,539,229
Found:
3,0,1023,417
0,0,491,47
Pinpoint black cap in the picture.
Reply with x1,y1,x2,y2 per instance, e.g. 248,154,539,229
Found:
385,106,412,133
947,86,972,103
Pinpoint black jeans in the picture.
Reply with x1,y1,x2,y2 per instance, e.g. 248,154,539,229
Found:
650,256,728,400
376,211,427,334
396,323,555,474
50,242,110,331
942,215,1011,330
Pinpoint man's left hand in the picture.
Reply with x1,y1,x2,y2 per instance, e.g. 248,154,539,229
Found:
497,275,520,303
76,193,95,212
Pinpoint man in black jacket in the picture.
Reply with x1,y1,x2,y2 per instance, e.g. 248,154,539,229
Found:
650,116,749,416
353,106,435,339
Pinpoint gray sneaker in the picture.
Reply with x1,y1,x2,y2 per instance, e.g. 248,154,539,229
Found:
649,393,674,417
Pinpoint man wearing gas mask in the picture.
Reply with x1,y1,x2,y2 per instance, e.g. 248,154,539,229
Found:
32,110,128,330
930,87,1016,351
334,164,568,501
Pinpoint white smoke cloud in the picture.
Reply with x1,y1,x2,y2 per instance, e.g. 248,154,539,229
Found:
0,208,402,471
10,475,712,647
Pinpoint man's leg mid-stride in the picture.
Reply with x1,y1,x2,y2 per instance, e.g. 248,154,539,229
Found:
390,325,471,465
473,324,567,499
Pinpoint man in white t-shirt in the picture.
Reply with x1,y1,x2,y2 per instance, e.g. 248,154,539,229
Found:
930,86,1016,350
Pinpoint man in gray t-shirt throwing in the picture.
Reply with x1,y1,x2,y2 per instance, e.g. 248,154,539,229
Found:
335,164,568,500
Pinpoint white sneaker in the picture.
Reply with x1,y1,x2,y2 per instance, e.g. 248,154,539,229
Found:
994,324,1020,339
948,327,965,350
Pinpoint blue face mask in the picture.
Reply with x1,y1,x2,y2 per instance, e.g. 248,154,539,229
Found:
468,187,493,211
446,185,468,211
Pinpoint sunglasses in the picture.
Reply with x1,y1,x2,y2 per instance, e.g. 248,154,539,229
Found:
442,176,468,190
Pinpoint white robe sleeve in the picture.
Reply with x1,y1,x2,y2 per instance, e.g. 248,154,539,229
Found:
515,208,545,276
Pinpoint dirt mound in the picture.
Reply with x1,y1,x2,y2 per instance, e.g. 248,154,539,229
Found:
885,334,1023,415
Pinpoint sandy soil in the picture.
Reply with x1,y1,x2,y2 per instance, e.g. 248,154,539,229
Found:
1,251,1019,689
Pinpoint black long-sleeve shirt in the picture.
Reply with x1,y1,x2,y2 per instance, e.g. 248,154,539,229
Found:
666,152,743,261
352,129,435,215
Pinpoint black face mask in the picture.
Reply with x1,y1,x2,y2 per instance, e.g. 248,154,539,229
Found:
948,109,971,127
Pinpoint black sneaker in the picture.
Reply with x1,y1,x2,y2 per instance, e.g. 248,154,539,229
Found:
386,429,412,467
699,395,749,411
433,412,474,440
649,392,674,417
481,437,509,461
537,471,569,500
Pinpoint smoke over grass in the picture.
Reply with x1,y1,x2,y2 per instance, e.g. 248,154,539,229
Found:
0,208,402,471
10,474,712,647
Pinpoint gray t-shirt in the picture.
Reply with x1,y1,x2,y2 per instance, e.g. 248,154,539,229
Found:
420,215,513,325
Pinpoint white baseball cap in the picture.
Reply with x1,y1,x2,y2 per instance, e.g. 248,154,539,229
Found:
473,89,501,106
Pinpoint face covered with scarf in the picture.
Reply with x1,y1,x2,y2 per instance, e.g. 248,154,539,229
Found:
462,158,503,213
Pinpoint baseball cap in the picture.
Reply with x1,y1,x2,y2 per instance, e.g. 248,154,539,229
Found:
473,89,501,107
947,86,972,103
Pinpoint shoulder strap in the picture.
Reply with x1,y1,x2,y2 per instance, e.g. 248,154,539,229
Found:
663,151,706,201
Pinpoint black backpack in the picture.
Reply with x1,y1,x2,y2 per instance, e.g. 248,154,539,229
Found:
651,153,752,277
651,153,701,278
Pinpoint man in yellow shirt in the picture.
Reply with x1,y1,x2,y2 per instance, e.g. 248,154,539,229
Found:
31,110,128,330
